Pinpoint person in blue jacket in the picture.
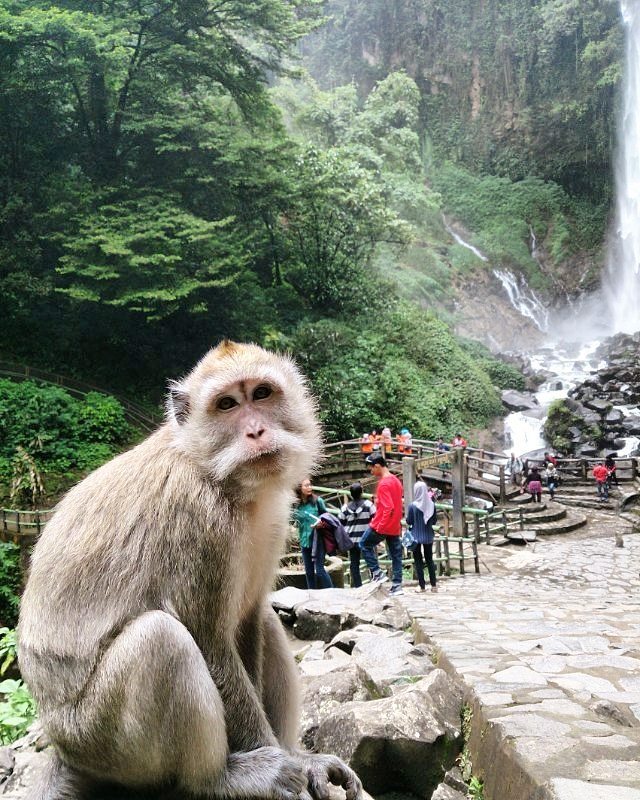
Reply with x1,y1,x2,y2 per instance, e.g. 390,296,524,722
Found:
406,480,438,593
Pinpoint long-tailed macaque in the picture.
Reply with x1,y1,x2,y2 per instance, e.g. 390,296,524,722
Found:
19,342,362,800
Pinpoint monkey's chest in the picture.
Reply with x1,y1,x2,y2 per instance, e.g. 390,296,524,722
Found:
235,505,285,615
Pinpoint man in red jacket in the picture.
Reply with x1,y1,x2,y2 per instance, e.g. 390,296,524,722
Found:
360,454,404,596
593,461,609,502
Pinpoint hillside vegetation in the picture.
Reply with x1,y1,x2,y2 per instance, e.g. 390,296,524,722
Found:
0,0,623,444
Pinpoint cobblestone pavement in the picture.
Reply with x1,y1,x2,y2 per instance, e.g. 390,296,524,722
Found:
401,517,640,800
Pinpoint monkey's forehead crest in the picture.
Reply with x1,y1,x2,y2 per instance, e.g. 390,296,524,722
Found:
194,343,303,388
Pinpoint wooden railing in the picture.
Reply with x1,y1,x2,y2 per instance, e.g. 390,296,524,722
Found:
0,362,161,433
1,508,54,540
322,438,509,501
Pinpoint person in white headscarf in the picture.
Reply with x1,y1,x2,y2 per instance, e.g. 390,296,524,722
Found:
405,480,438,593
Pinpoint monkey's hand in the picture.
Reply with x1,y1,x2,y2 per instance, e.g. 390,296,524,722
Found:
296,752,363,800
225,746,310,800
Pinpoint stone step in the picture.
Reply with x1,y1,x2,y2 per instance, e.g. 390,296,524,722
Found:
533,510,588,535
554,495,616,511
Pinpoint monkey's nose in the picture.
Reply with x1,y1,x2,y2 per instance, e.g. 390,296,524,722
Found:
246,427,266,440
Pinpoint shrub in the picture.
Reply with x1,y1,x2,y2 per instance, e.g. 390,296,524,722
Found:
0,679,37,744
0,380,136,492
0,544,21,628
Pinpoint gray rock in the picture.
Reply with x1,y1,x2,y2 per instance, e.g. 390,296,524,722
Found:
501,390,539,412
314,670,462,798
583,397,611,414
350,631,436,694
431,784,467,800
0,747,15,779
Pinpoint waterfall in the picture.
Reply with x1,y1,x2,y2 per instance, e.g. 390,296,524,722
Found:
442,215,488,261
605,0,640,332
493,270,549,332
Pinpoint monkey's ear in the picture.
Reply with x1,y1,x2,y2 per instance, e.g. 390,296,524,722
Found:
166,380,190,425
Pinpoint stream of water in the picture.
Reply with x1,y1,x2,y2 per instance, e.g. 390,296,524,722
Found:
444,2,640,459
605,0,640,332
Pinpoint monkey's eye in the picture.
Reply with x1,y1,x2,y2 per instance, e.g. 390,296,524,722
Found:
216,396,239,411
253,384,272,401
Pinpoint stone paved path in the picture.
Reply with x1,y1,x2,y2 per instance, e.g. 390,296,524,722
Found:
400,518,640,800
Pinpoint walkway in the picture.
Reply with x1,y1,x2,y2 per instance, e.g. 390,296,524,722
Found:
401,511,640,800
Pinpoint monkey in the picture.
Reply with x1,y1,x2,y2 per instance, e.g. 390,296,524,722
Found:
18,341,363,800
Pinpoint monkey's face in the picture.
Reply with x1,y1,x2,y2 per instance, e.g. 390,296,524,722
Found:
167,343,321,487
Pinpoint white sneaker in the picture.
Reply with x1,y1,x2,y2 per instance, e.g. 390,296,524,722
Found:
372,571,389,584
389,584,404,596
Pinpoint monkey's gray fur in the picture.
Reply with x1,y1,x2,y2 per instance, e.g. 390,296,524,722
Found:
19,342,362,800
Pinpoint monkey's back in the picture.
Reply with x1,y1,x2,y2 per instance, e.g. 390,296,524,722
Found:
18,426,227,704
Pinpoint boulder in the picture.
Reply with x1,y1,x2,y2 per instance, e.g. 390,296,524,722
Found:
501,390,539,412
314,670,463,799
604,409,625,424
583,397,611,414
270,586,402,643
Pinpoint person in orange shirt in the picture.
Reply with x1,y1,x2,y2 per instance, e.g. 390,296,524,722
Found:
396,433,405,454
381,427,392,454
360,433,373,454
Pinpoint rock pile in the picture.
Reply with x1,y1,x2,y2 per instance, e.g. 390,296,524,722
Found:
275,585,465,799
552,332,640,456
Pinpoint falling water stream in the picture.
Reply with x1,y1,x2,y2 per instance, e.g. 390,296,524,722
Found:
605,0,640,331
443,3,640,458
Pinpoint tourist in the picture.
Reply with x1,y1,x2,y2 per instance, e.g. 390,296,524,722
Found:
593,461,609,502
452,433,467,448
437,436,450,477
381,426,393,454
360,454,404,596
371,430,382,451
338,482,376,588
293,479,333,590
406,480,438,593
545,462,559,501
605,453,619,488
544,451,558,468
360,432,373,456
509,453,524,487
399,427,413,455
527,466,543,503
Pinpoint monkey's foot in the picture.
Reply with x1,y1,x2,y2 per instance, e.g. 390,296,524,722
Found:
221,746,309,800
296,752,363,800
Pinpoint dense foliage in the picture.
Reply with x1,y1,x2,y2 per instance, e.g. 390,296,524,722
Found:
1,0,624,466
543,398,601,454
302,0,620,201
291,305,503,440
0,380,134,499
0,545,21,627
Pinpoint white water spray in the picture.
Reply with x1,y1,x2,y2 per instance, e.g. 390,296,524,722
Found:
605,0,640,332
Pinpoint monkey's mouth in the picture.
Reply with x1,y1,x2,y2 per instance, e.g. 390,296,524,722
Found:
247,448,284,467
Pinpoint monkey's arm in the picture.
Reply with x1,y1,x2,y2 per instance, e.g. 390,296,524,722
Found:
209,636,279,752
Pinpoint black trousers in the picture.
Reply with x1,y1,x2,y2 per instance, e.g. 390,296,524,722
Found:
413,542,436,588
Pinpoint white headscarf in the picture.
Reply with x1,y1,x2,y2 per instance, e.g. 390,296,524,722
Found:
412,481,435,520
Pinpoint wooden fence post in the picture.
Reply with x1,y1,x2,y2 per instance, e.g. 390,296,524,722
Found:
499,465,506,503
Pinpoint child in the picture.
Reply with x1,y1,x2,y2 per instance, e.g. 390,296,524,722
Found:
338,482,376,588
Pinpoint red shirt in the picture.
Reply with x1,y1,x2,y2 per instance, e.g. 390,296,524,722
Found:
593,464,608,483
371,473,403,536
